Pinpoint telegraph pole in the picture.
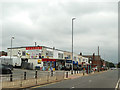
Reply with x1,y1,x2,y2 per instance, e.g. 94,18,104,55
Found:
98,46,99,72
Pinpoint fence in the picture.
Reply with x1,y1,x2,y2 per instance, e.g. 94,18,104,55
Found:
1,71,65,88
1,69,94,89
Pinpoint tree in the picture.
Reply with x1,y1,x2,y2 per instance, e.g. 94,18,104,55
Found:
118,62,120,68
109,62,115,68
105,61,115,68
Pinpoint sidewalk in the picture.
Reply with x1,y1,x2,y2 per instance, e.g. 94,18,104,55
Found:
64,72,88,80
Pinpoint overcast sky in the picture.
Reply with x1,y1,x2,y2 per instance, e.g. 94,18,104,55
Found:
0,0,118,63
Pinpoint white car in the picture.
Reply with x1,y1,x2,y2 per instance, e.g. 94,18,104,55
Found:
111,68,117,70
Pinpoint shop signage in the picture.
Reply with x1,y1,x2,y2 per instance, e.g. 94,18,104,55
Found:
42,58,56,62
66,60,72,63
26,47,42,50
38,59,42,64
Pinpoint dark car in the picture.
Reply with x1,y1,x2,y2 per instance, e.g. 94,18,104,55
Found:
0,64,12,74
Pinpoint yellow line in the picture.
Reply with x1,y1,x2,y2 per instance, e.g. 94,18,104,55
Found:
115,78,120,90
31,82,60,88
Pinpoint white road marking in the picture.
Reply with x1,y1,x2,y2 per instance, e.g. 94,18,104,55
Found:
89,80,92,83
72,86,75,88
115,78,120,90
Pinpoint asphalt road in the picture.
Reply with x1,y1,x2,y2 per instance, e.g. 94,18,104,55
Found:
35,69,119,88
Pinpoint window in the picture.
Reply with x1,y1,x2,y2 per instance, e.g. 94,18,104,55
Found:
22,51,26,56
46,51,53,57
83,59,85,62
58,53,63,58
74,57,76,61
67,55,71,59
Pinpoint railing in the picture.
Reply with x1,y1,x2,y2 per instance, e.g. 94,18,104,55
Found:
1,69,103,89
1,71,65,88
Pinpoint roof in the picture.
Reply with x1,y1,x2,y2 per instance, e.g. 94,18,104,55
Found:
7,45,72,53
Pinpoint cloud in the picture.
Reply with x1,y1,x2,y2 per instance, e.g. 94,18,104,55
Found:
1,0,118,63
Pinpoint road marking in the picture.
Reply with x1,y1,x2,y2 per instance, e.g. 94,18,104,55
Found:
115,78,120,90
31,81,60,88
72,86,75,88
89,80,92,83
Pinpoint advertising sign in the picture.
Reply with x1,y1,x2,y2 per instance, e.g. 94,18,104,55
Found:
38,59,42,64
26,47,42,59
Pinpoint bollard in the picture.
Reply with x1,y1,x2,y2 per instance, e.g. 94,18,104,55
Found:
66,72,68,78
77,70,78,74
71,70,73,74
74,70,76,74
35,70,37,78
83,70,85,76
47,72,49,82
51,70,53,76
10,74,12,82
24,72,26,80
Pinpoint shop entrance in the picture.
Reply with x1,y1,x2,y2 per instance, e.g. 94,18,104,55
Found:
56,60,65,70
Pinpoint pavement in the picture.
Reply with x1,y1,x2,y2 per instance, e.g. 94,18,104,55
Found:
31,69,118,88
1,68,64,82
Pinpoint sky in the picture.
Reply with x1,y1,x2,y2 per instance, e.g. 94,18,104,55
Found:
0,0,118,63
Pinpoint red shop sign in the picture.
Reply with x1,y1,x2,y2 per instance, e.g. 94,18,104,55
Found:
42,58,56,62
26,47,42,50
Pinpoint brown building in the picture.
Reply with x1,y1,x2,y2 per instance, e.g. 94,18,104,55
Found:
81,53,105,68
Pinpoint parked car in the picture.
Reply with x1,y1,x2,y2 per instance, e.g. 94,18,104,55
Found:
100,66,107,71
92,67,97,71
111,67,117,70
0,64,12,74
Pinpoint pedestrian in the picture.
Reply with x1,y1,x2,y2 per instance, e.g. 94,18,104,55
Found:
51,66,53,76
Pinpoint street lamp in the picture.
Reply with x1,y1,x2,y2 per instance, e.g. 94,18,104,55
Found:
72,17,76,74
10,36,14,60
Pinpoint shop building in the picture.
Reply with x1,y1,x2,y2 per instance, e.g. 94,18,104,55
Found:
7,46,91,71
7,46,70,70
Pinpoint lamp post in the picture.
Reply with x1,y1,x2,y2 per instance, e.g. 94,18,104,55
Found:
72,18,76,74
10,36,14,60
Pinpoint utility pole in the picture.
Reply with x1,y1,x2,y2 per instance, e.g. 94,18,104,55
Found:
71,17,76,74
10,36,14,61
98,46,99,72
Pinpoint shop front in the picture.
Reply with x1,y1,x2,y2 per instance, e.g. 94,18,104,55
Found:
65,60,72,70
56,59,65,70
42,58,56,71
73,61,78,70
86,64,92,74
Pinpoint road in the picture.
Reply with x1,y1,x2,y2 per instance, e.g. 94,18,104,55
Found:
34,70,119,88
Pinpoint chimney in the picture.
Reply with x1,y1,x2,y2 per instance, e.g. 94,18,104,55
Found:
35,42,37,46
80,52,82,56
53,47,55,50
